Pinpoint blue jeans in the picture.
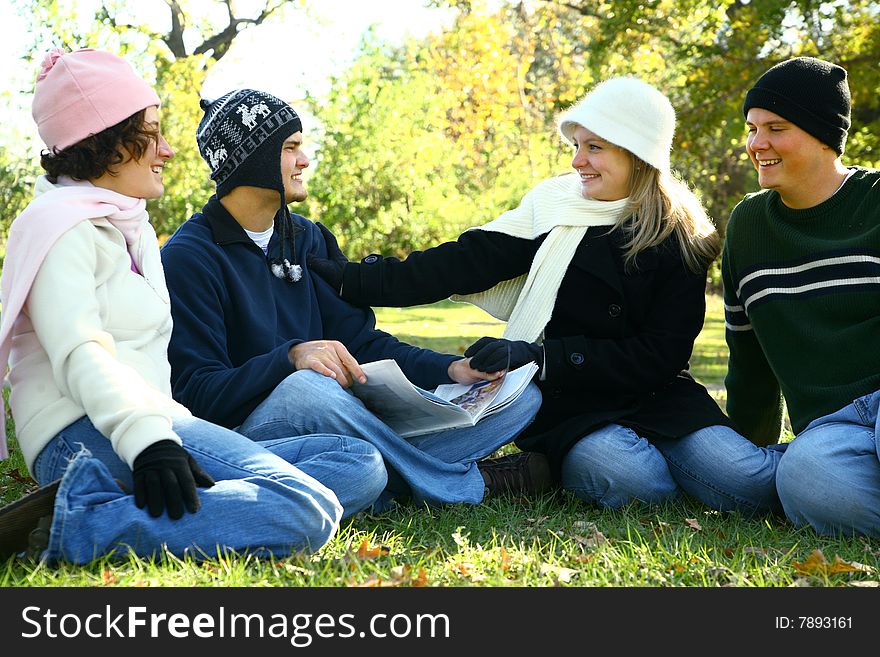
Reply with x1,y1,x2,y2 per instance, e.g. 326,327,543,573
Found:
561,423,783,514
776,389,880,537
236,370,543,510
32,415,387,563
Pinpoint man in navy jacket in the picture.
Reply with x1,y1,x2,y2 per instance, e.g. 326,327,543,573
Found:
161,89,545,511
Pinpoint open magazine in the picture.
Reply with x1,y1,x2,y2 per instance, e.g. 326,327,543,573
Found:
350,359,539,438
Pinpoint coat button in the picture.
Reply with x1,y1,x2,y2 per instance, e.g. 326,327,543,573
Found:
363,255,379,264
608,303,622,317
569,352,584,365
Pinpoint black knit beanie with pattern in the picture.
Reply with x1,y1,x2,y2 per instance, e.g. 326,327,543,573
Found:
196,89,304,282
742,56,851,154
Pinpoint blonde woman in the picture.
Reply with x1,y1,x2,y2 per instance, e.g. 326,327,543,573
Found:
309,77,783,513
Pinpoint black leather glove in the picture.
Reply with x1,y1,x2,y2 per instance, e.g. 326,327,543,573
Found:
464,337,543,373
306,222,348,294
132,440,215,520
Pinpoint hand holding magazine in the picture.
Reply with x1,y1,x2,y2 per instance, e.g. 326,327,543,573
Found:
350,359,538,438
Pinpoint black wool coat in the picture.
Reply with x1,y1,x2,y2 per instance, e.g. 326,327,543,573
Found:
339,226,733,478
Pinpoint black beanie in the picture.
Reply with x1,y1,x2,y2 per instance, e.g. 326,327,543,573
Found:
196,89,305,283
196,88,302,199
742,56,850,154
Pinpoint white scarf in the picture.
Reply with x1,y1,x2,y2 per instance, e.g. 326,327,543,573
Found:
452,173,629,342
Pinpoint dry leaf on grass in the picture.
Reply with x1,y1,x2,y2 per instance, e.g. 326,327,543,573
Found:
792,549,875,576
348,566,430,588
539,563,577,583
356,538,391,560
685,518,702,531
570,520,608,548
102,569,117,586
500,546,511,572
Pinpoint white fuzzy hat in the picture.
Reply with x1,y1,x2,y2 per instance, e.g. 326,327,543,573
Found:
558,77,675,173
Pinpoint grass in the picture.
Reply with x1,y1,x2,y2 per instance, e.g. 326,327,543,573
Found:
1,294,876,587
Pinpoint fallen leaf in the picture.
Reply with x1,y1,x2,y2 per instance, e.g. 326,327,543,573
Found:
791,549,870,576
348,577,400,588
526,516,549,524
793,549,829,575
101,570,117,585
685,518,702,531
356,538,390,560
540,563,577,583
743,546,769,556
390,565,412,580
500,547,511,572
849,580,880,587
411,568,430,587
452,561,475,576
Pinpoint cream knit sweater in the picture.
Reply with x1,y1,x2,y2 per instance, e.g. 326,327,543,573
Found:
8,212,190,472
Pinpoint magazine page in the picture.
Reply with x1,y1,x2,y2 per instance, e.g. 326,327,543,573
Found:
433,362,538,420
351,360,474,437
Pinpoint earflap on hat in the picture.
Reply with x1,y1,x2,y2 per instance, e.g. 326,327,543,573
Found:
558,77,676,173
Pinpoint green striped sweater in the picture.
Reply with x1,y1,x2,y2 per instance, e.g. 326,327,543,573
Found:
722,166,880,445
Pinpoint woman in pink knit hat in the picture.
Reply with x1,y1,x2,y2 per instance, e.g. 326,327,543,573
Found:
0,48,387,563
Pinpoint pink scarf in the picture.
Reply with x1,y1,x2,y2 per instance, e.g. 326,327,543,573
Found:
0,176,149,459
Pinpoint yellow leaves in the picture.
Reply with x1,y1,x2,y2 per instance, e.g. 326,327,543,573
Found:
101,569,117,586
345,537,430,587
348,566,430,588
792,549,876,577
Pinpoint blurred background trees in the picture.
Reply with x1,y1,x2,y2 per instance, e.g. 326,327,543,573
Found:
2,0,879,286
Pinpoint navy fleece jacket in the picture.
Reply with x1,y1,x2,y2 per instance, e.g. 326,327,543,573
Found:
160,196,457,428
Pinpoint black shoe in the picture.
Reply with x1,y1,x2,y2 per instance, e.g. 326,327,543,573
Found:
0,480,59,560
478,451,553,497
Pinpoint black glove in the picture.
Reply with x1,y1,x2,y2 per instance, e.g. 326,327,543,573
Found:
132,440,215,520
306,222,348,294
464,337,543,373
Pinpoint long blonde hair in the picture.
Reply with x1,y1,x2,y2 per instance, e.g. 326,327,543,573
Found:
616,152,720,273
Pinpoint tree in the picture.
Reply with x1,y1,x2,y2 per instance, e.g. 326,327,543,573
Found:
1,0,308,239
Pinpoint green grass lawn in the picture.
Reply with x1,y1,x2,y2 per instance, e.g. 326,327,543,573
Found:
1,294,876,587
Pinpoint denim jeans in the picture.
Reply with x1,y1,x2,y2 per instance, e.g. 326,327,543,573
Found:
776,388,880,537
561,423,783,515
236,370,543,510
32,415,387,563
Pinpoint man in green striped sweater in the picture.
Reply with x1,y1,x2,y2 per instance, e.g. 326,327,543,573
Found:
722,56,880,536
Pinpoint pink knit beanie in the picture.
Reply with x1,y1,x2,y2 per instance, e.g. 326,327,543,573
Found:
31,48,161,152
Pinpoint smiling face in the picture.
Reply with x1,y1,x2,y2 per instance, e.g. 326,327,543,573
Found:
570,125,633,201
92,105,174,199
280,132,310,203
745,107,840,208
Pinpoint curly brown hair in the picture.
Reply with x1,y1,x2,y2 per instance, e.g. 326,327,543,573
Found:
40,109,159,181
